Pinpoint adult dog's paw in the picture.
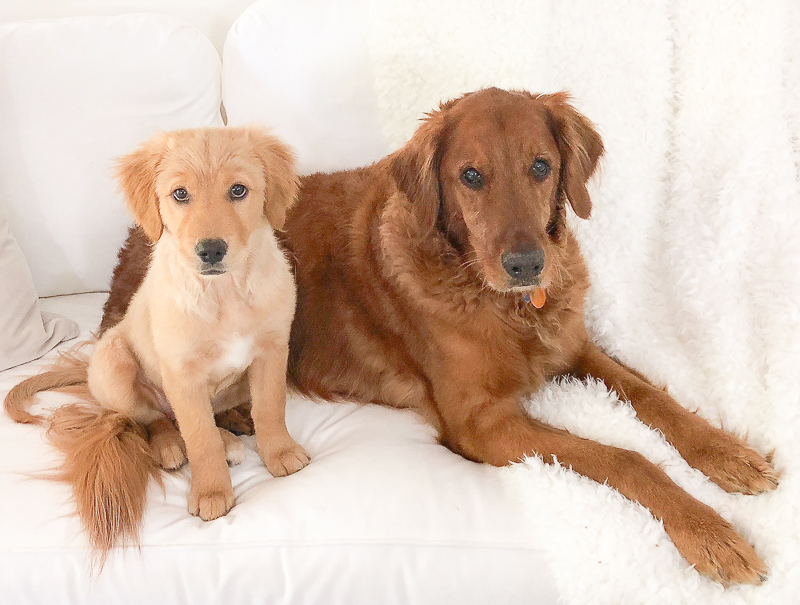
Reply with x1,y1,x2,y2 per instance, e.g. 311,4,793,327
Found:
666,500,768,586
685,430,779,495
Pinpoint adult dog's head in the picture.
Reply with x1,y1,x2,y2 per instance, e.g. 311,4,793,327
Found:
116,126,298,277
389,88,603,297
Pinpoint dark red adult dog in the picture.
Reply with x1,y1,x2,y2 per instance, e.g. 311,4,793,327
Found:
102,88,776,584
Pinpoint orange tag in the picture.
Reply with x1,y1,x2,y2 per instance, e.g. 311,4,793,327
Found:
524,289,546,308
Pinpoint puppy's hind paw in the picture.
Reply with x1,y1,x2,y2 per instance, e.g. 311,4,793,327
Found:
218,428,246,466
151,432,187,470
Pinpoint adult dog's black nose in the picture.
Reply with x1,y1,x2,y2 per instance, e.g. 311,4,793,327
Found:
501,245,545,284
195,238,228,265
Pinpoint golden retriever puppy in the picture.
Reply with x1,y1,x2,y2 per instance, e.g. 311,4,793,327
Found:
4,126,308,561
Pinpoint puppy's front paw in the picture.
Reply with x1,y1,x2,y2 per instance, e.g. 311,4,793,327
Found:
686,431,779,495
188,486,235,521
261,441,310,477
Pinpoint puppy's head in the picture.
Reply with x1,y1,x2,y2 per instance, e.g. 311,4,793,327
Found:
116,126,298,276
389,88,603,295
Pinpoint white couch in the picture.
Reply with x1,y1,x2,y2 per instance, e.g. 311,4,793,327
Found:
2,2,800,604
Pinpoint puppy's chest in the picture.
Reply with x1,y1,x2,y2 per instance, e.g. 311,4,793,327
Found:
209,333,257,379
177,295,261,382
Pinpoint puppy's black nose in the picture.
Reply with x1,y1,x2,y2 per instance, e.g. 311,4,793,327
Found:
501,245,545,284
195,238,228,265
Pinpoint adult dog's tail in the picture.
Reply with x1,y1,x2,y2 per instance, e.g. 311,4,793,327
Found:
3,353,161,566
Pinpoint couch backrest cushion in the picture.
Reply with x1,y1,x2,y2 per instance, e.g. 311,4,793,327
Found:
222,0,388,175
0,14,223,297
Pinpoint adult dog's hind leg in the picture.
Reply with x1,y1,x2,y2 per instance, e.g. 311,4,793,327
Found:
571,341,779,495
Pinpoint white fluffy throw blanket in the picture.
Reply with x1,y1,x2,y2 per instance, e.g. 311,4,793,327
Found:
369,1,800,602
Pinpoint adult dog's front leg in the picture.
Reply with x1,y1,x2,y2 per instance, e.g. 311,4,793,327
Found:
249,340,309,477
161,367,234,520
572,342,779,495
433,378,766,584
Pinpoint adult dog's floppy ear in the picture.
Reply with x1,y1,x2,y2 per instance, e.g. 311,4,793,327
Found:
249,127,299,231
115,134,168,242
540,92,604,220
388,97,462,234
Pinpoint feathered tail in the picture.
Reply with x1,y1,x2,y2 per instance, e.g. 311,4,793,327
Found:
3,352,161,567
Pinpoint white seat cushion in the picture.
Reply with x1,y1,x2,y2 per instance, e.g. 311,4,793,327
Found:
223,0,389,175
0,14,223,297
0,293,558,604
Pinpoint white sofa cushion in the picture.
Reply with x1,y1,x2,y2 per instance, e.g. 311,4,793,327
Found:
0,198,78,370
0,293,559,605
0,14,223,297
223,0,388,174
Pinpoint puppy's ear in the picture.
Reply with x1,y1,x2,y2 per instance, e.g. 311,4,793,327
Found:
249,128,299,231
541,93,604,219
115,134,168,242
388,97,462,234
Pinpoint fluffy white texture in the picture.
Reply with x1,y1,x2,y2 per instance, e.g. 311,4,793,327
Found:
370,0,800,601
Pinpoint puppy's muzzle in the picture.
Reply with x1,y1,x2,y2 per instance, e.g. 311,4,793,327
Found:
501,245,545,286
195,238,228,275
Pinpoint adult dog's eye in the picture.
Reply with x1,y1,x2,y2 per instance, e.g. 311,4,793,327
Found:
460,167,484,189
229,184,248,200
531,159,551,181
172,188,190,203
546,216,559,236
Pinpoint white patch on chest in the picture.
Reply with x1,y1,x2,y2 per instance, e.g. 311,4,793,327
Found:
217,335,255,374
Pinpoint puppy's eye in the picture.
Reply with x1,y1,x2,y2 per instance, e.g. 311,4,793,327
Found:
229,184,248,200
172,188,190,203
531,159,551,181
460,167,484,190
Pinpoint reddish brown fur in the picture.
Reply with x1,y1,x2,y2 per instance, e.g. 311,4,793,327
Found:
100,88,778,585
99,228,151,336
